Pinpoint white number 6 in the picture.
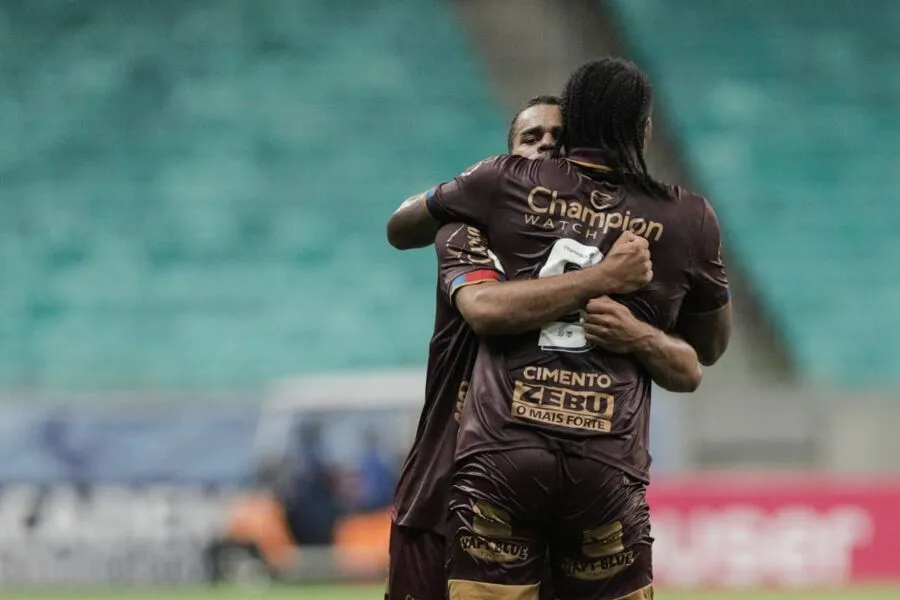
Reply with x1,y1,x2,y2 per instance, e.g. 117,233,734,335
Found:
537,238,603,352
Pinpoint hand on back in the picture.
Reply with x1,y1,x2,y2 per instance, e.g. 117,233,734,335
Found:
583,231,653,296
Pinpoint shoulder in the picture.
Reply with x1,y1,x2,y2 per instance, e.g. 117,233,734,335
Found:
669,185,719,223
458,155,575,189
526,156,580,186
668,184,702,204
462,155,573,176
459,154,526,177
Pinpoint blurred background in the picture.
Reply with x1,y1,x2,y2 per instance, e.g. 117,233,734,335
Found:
0,0,898,598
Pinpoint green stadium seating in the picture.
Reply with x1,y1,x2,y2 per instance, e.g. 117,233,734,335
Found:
606,0,900,387
0,0,504,390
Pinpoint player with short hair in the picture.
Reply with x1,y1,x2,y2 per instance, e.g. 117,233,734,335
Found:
507,95,562,158
388,96,562,251
387,96,564,600
385,94,705,600
417,58,731,600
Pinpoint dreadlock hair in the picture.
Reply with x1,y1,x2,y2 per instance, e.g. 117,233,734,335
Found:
506,95,560,153
560,57,670,198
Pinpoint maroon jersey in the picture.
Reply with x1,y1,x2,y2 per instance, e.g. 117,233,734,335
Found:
392,223,505,533
427,149,730,481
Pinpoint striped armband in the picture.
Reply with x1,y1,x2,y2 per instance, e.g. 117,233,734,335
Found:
449,269,505,299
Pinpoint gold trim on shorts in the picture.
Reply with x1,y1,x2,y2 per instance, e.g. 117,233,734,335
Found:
611,583,654,600
448,579,541,600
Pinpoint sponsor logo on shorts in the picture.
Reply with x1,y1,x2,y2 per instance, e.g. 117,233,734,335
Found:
459,534,529,563
511,380,614,433
472,500,513,538
583,521,626,558
561,550,635,581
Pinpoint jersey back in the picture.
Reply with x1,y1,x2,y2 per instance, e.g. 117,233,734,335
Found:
427,149,729,480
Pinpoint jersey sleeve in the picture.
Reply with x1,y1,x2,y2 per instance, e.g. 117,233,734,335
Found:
682,198,730,314
425,156,505,230
435,223,506,304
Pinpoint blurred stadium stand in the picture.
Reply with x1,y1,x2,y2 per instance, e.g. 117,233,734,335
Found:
0,0,503,391
0,0,894,468
0,406,256,485
605,0,900,388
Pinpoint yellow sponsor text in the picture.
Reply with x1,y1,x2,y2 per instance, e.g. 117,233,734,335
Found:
511,380,614,433
526,186,664,242
459,534,529,563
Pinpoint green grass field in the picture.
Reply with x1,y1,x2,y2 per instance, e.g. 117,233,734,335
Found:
4,586,900,600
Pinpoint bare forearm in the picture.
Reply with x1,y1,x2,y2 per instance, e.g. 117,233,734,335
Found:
458,269,613,336
386,193,440,250
631,329,703,393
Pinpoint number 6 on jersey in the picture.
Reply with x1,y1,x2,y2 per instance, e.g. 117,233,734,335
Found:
537,238,602,352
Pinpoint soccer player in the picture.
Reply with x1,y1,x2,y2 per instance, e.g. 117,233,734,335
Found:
385,95,704,600
418,58,731,600
388,95,564,251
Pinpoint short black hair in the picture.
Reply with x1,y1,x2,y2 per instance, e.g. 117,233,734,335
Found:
560,57,668,198
507,95,561,152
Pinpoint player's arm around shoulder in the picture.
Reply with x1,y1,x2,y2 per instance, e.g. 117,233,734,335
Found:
386,189,438,250
386,155,516,251
675,193,732,366
449,231,653,337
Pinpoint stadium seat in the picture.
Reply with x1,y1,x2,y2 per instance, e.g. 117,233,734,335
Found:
605,0,900,387
0,0,504,390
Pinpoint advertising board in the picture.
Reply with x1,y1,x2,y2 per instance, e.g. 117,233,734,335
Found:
650,476,900,587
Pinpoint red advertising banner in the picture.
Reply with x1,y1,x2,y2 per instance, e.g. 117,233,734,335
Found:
648,475,900,588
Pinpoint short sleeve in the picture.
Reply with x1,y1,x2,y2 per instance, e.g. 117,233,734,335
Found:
682,198,730,314
435,223,506,304
425,156,505,230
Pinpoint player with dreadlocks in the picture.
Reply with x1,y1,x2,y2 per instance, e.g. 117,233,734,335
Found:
558,59,668,198
401,57,731,600
384,91,705,600
556,58,730,363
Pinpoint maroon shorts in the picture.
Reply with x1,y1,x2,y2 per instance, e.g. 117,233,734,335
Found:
386,522,446,600
386,521,556,600
446,449,653,600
